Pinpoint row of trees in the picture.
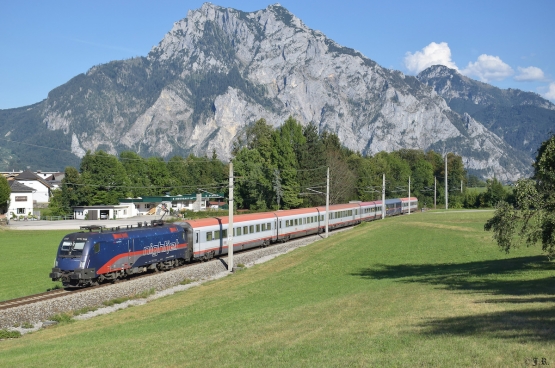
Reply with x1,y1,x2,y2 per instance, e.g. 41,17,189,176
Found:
49,116,469,215
233,117,468,210
49,151,227,215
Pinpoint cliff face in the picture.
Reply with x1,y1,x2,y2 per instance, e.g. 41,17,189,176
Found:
417,65,555,160
0,3,542,180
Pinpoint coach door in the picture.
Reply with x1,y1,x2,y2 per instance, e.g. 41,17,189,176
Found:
128,239,134,268
194,230,200,257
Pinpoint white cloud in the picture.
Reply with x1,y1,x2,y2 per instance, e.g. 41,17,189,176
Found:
514,66,545,81
544,82,555,102
404,42,458,74
461,54,514,82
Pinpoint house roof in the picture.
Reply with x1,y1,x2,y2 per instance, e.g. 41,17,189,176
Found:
15,169,52,188
8,181,35,193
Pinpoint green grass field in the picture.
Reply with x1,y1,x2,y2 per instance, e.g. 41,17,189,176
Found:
0,229,67,301
1,211,554,367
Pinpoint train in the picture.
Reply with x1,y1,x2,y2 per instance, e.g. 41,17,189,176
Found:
50,197,417,287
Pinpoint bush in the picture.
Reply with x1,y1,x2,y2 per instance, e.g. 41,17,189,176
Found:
0,329,21,339
50,313,74,324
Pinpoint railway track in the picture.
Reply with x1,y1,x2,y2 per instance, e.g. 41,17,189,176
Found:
0,289,71,311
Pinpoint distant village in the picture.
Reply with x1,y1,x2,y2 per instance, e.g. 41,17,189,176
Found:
1,170,224,222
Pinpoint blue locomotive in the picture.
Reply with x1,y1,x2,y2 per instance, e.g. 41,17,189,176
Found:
50,221,190,287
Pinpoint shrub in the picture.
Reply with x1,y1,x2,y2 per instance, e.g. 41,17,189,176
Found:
180,278,195,285
0,329,21,339
49,313,73,324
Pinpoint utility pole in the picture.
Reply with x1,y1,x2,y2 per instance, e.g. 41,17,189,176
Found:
228,162,234,272
408,176,411,215
434,176,437,210
382,173,386,219
445,154,448,210
325,167,329,238
273,169,282,211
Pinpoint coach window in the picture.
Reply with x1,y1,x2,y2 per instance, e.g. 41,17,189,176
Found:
256,224,260,232
261,224,265,231
222,229,227,238
267,222,271,230
236,227,242,236
207,232,213,241
250,225,254,233
215,230,220,239
294,219,298,226
243,226,248,235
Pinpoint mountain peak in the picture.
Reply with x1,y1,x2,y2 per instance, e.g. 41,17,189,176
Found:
0,3,545,181
417,65,459,79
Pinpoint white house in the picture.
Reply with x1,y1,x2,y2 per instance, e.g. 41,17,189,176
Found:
13,170,52,204
7,181,35,219
72,203,136,220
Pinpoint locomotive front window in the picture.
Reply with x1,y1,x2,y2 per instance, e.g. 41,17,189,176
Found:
59,240,86,257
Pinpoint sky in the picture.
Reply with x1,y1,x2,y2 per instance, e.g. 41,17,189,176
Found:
1,0,554,110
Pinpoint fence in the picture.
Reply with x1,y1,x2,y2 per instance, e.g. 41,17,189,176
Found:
40,215,75,221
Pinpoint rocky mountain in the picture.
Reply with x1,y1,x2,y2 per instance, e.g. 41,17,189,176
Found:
417,65,555,160
0,3,547,180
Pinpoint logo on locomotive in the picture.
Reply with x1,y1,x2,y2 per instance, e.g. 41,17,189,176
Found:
143,240,178,257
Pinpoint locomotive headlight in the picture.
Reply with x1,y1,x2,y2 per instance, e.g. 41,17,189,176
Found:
79,261,86,269
54,259,58,267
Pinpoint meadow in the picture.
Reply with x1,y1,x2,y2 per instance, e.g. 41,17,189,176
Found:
0,229,67,300
1,211,554,367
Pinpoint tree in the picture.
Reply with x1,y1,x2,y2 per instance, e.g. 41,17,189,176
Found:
298,122,327,207
0,175,10,212
120,151,152,198
245,118,274,162
481,178,507,207
233,148,272,210
270,118,303,208
485,135,555,257
80,150,131,205
146,157,174,196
